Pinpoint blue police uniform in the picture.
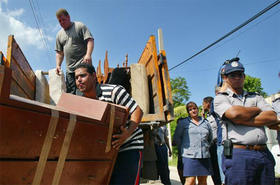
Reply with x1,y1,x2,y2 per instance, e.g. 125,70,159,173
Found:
272,97,280,144
214,60,276,185
208,103,225,185
206,112,222,185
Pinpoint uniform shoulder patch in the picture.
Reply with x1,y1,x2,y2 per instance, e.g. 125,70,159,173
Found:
247,92,259,96
273,97,280,102
217,91,229,95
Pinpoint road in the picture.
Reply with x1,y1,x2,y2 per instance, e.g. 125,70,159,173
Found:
140,166,214,185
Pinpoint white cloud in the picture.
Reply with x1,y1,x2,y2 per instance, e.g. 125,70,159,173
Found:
0,1,53,57
7,8,24,17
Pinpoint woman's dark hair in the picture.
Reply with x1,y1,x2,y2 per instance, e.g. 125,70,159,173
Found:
186,101,198,114
203,96,213,104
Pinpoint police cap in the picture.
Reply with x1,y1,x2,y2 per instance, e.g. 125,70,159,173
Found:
222,57,245,75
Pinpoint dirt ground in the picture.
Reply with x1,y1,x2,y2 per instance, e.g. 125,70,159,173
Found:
140,166,214,185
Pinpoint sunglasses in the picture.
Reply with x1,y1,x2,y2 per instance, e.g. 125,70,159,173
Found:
227,72,244,78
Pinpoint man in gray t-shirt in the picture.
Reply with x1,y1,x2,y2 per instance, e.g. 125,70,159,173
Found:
55,8,94,94
153,125,172,185
214,58,280,185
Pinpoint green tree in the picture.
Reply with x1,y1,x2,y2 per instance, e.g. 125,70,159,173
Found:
169,77,191,158
244,75,267,97
170,77,191,107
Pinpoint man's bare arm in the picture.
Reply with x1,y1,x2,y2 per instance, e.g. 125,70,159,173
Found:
126,106,143,135
164,134,172,157
225,106,278,126
224,106,261,123
252,111,279,126
56,51,64,75
112,106,143,149
83,38,94,65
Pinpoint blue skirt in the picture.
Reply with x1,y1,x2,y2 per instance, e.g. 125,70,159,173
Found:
183,157,212,177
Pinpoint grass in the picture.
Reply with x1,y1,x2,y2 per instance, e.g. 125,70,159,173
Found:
168,155,178,167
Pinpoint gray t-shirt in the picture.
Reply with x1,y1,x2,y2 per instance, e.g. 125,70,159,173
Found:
153,125,168,145
56,21,93,73
214,88,273,145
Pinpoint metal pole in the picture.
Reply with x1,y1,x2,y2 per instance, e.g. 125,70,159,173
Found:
158,28,164,51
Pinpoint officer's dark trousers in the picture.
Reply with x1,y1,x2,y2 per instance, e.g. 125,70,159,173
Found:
209,142,222,185
154,144,171,185
222,148,275,185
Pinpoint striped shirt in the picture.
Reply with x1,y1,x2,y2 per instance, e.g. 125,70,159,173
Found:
96,83,144,152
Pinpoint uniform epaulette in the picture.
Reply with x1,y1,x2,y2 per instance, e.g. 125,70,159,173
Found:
247,92,259,96
217,91,229,95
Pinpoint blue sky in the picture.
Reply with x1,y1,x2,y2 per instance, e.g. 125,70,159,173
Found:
0,0,279,106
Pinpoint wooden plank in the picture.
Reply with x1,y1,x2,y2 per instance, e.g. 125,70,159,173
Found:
158,51,174,122
11,39,35,81
52,114,76,185
6,36,12,68
57,93,128,132
0,66,4,96
10,58,35,99
97,60,103,84
0,161,114,185
0,104,56,158
57,93,109,122
103,50,109,83
64,118,115,159
105,106,115,153
0,65,12,98
141,114,165,123
0,51,7,65
130,64,149,114
10,79,30,99
32,110,59,185
6,35,35,100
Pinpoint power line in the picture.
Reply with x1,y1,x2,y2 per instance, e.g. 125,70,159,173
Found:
179,58,280,74
188,7,280,62
209,8,280,54
169,0,280,71
28,0,52,64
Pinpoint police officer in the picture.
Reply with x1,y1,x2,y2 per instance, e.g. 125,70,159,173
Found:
203,96,222,185
272,96,280,146
214,58,280,185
